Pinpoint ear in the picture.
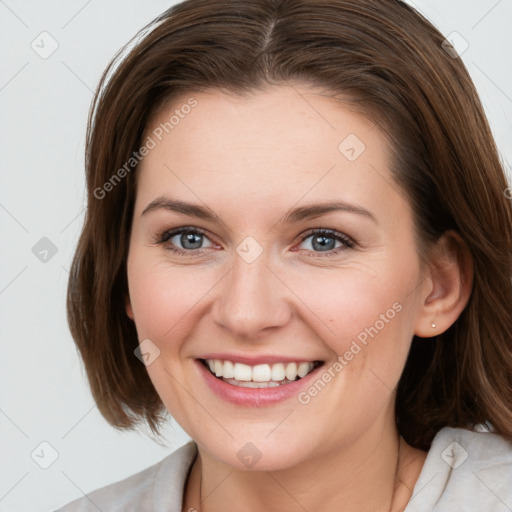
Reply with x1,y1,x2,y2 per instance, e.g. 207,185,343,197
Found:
414,230,473,337
126,294,134,320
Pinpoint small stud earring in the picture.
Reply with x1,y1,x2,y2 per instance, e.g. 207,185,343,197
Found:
431,322,436,328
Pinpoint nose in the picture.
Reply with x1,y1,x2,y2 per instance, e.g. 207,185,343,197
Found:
210,247,293,340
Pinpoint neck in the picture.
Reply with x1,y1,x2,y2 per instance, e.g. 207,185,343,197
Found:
183,424,427,512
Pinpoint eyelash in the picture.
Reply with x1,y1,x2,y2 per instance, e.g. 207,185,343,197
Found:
153,226,355,258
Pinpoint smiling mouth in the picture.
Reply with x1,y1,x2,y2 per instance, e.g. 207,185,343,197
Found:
199,358,324,388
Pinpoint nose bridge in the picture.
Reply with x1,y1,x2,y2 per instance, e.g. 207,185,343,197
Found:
211,243,291,338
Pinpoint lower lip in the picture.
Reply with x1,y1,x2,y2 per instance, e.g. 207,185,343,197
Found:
196,359,324,407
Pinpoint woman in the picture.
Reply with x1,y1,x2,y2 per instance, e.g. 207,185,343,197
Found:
58,0,512,510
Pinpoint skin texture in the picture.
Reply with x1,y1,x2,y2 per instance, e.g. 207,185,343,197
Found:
125,84,473,512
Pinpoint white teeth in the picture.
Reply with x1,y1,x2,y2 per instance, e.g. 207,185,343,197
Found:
271,363,285,381
252,364,271,382
285,362,297,380
214,360,223,377
233,362,252,381
297,362,310,378
223,378,290,388
204,359,317,384
223,360,234,379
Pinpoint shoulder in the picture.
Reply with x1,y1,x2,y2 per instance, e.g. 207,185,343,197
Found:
54,441,198,512
405,426,512,512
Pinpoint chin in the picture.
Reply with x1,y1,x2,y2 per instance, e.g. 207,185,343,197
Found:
195,430,317,472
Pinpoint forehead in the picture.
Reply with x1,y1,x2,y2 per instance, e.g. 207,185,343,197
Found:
135,84,403,224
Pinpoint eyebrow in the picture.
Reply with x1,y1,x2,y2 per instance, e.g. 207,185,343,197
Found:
141,197,377,225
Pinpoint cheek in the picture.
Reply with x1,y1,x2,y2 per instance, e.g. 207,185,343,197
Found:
286,257,418,395
126,256,211,416
127,256,211,342
290,267,408,348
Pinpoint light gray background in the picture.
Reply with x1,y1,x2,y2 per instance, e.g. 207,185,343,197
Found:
1,1,511,511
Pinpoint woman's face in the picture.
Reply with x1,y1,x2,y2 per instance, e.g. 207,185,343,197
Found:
126,84,430,470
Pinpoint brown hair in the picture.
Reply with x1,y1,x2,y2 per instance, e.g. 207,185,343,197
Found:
67,0,512,449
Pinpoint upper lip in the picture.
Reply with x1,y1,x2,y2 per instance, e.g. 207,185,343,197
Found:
198,353,324,366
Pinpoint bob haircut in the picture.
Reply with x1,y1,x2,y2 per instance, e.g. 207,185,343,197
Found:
67,0,512,450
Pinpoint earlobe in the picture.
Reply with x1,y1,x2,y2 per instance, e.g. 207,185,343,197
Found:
414,230,474,337
126,295,134,320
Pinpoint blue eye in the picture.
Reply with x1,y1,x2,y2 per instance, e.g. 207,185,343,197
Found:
155,227,354,257
157,227,215,255
296,229,354,257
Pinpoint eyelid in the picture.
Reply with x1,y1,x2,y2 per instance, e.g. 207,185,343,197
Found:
293,228,355,257
154,226,355,257
158,225,211,243
153,226,218,256
298,228,354,246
